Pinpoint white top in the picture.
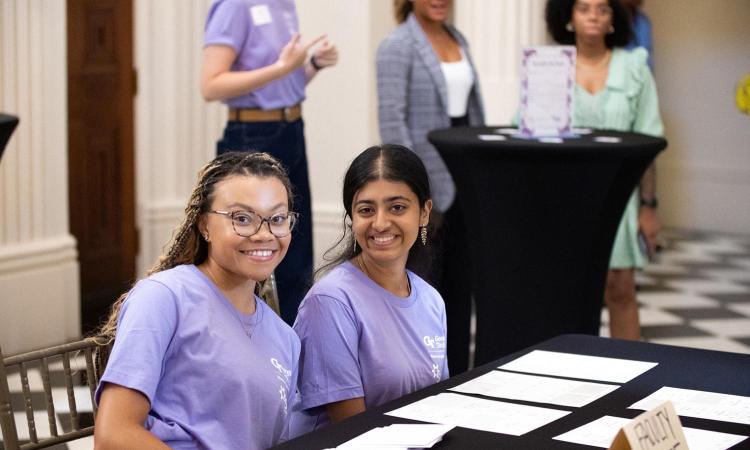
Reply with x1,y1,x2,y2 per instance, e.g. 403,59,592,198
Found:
440,49,474,118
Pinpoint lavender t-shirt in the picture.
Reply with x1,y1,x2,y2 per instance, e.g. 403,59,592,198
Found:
292,262,449,431
204,0,306,109
96,264,300,450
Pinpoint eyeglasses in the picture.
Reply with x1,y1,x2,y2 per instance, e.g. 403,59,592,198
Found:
209,210,298,238
573,2,613,16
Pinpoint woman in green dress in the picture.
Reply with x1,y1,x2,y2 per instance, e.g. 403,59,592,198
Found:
546,0,664,339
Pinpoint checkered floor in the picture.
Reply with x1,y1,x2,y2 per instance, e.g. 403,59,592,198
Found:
601,229,750,354
2,229,749,449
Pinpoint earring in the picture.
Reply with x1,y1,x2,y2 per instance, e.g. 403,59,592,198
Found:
565,22,574,32
203,232,209,242
420,225,427,246
353,238,358,253
608,24,615,34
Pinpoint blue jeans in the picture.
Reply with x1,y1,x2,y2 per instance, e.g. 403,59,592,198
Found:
217,119,313,325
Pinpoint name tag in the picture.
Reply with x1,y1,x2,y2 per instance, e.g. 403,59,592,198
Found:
250,4,272,26
610,401,688,450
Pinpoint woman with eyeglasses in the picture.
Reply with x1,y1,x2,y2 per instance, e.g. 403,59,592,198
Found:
93,152,301,449
291,145,448,433
546,0,664,339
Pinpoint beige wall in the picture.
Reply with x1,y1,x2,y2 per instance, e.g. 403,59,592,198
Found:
645,0,750,233
2,0,749,354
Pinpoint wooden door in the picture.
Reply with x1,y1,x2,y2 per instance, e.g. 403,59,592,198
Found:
67,0,136,333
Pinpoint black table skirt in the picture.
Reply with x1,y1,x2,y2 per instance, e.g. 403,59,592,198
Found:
429,127,667,365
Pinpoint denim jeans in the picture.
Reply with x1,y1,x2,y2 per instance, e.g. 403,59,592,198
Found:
217,119,313,325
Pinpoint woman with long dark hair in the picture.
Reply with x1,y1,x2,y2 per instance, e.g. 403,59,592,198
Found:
292,144,448,431
93,152,301,449
546,0,664,339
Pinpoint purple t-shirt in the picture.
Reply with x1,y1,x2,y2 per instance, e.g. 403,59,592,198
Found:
96,264,300,450
292,262,449,432
204,0,306,109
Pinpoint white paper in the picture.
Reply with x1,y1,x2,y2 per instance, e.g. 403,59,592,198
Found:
518,46,576,137
449,370,619,408
554,415,748,450
594,136,622,143
336,424,454,449
538,137,563,143
495,127,518,134
630,387,750,425
572,127,593,134
478,134,507,141
386,392,570,436
499,350,658,383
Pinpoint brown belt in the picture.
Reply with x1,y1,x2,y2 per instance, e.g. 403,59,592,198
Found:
228,105,302,123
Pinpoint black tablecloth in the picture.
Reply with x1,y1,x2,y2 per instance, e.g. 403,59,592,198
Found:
276,335,750,449
0,114,19,161
429,127,667,365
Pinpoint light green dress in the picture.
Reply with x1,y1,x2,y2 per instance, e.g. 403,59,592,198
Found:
574,47,664,269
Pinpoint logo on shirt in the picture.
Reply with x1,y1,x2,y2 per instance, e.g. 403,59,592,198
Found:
431,363,441,381
271,357,292,416
423,335,446,349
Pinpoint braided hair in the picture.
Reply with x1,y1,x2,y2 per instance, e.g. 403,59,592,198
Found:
91,151,293,374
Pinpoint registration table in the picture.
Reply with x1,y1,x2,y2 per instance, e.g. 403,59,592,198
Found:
428,127,668,365
276,335,750,449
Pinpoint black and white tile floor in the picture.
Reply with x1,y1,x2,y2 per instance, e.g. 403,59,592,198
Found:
2,229,749,449
601,229,750,354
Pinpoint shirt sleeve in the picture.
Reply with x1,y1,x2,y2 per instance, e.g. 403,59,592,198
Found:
376,35,415,148
204,0,249,53
294,294,364,410
632,59,664,137
95,279,179,406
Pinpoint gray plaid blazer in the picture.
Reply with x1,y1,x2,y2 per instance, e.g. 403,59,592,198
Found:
376,13,485,212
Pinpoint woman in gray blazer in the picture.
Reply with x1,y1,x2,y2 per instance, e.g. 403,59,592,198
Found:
376,0,485,375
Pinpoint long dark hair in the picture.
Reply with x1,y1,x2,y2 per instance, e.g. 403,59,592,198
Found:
545,0,632,48
91,151,293,374
318,144,433,279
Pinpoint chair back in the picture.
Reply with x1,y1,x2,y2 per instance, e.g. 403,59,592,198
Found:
0,339,103,449
259,271,281,316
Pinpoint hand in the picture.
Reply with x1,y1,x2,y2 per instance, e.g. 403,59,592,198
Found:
311,40,339,69
277,33,326,74
638,206,661,254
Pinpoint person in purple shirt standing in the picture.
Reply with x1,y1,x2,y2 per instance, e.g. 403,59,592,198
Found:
201,0,339,325
292,144,449,433
93,152,301,449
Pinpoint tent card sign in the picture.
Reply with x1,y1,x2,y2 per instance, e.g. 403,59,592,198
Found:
609,401,688,450
518,46,576,138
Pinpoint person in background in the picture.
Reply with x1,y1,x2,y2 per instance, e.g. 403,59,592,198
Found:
292,145,448,432
94,152,301,449
546,0,664,340
376,0,485,375
621,0,653,69
201,0,339,325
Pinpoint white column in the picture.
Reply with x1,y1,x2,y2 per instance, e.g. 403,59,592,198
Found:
134,0,225,274
455,0,548,124
0,0,79,354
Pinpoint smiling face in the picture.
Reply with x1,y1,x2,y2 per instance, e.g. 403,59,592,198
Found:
411,0,453,24
200,174,291,287
351,179,431,270
571,0,613,42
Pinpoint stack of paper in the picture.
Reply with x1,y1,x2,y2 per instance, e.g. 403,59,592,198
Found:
499,350,658,383
386,392,570,436
335,424,455,449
